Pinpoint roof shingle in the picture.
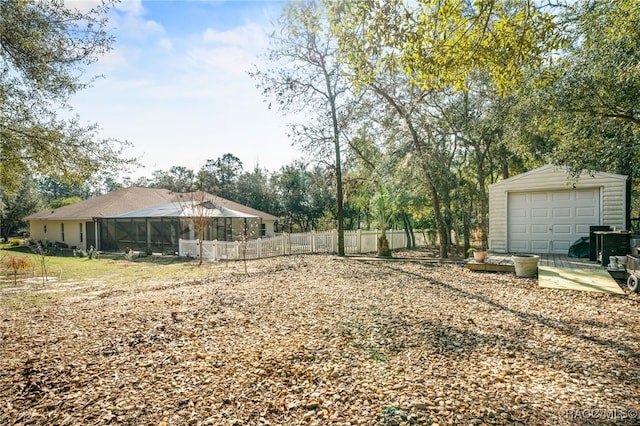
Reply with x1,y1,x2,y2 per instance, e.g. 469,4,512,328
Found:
24,187,279,222
24,187,175,220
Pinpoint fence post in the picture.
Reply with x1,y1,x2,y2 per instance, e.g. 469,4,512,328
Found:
257,238,261,259
178,238,182,256
311,231,316,253
332,229,337,253
283,233,288,255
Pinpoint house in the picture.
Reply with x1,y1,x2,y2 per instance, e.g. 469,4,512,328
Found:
24,187,279,253
488,165,629,254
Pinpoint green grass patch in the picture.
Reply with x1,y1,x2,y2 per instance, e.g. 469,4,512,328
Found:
0,246,221,309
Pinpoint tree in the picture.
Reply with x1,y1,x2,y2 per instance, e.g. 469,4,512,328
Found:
329,0,564,95
0,176,44,241
432,75,519,251
273,162,313,232
149,166,196,193
49,197,82,209
0,0,135,193
306,164,337,230
36,177,94,205
234,165,281,217
353,72,457,257
536,0,640,179
327,0,564,257
173,191,219,266
198,154,243,200
251,0,350,255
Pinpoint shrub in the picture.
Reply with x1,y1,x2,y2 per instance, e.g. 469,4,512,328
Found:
2,255,33,284
87,246,98,260
73,246,98,260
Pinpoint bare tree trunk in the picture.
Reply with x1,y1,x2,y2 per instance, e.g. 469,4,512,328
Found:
401,212,415,249
325,64,345,256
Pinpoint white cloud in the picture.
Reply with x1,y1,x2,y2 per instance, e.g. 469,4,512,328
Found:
185,45,254,78
95,47,129,68
203,24,269,51
68,2,302,179
158,38,173,51
179,23,270,79
114,0,145,16
63,0,105,13
111,0,165,39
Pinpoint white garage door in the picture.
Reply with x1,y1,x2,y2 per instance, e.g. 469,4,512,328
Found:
508,188,600,254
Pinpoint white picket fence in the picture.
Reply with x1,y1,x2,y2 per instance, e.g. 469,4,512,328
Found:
179,229,432,261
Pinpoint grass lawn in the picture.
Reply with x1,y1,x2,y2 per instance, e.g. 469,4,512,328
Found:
0,245,225,309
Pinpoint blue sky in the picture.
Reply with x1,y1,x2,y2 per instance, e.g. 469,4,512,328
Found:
67,0,300,180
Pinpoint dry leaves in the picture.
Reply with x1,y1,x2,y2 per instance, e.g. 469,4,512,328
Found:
1,252,639,425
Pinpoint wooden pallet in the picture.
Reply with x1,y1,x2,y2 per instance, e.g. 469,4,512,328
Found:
467,256,515,273
467,254,600,273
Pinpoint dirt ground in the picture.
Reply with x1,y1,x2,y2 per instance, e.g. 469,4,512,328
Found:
1,252,639,425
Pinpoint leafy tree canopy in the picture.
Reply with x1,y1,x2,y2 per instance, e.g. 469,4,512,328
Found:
0,175,44,241
329,0,565,94
0,0,135,193
507,0,640,179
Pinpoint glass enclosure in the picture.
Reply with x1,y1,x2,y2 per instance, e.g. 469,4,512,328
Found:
98,217,261,253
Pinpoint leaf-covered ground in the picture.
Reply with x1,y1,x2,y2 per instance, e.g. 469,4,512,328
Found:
1,253,639,425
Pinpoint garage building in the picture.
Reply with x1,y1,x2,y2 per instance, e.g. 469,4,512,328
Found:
488,165,629,254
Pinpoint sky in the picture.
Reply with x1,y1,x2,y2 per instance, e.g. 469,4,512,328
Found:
67,0,302,180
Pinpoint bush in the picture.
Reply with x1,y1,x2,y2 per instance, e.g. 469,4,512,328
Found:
2,255,33,284
73,246,98,260
87,246,98,260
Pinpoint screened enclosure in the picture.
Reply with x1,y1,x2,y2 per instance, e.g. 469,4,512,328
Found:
98,201,261,253
98,217,183,253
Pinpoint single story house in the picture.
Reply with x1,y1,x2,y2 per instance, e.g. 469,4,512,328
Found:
488,165,629,254
24,187,279,253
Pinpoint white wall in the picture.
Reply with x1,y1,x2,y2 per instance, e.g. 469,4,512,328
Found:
489,165,628,253
28,220,87,249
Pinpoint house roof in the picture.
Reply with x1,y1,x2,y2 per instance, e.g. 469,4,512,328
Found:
24,187,174,221
213,197,279,221
489,164,628,188
24,187,279,222
110,201,259,219
169,191,279,221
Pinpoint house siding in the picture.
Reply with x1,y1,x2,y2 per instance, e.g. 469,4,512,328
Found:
488,165,628,253
29,219,88,250
263,220,275,237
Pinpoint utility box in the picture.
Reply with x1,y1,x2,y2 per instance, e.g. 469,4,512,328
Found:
594,230,631,267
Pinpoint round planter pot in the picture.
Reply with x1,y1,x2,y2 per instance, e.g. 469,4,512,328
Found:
473,251,486,263
512,254,540,278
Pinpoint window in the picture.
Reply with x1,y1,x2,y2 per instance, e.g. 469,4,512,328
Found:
79,223,83,243
61,223,65,242
261,223,266,237
44,225,47,233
